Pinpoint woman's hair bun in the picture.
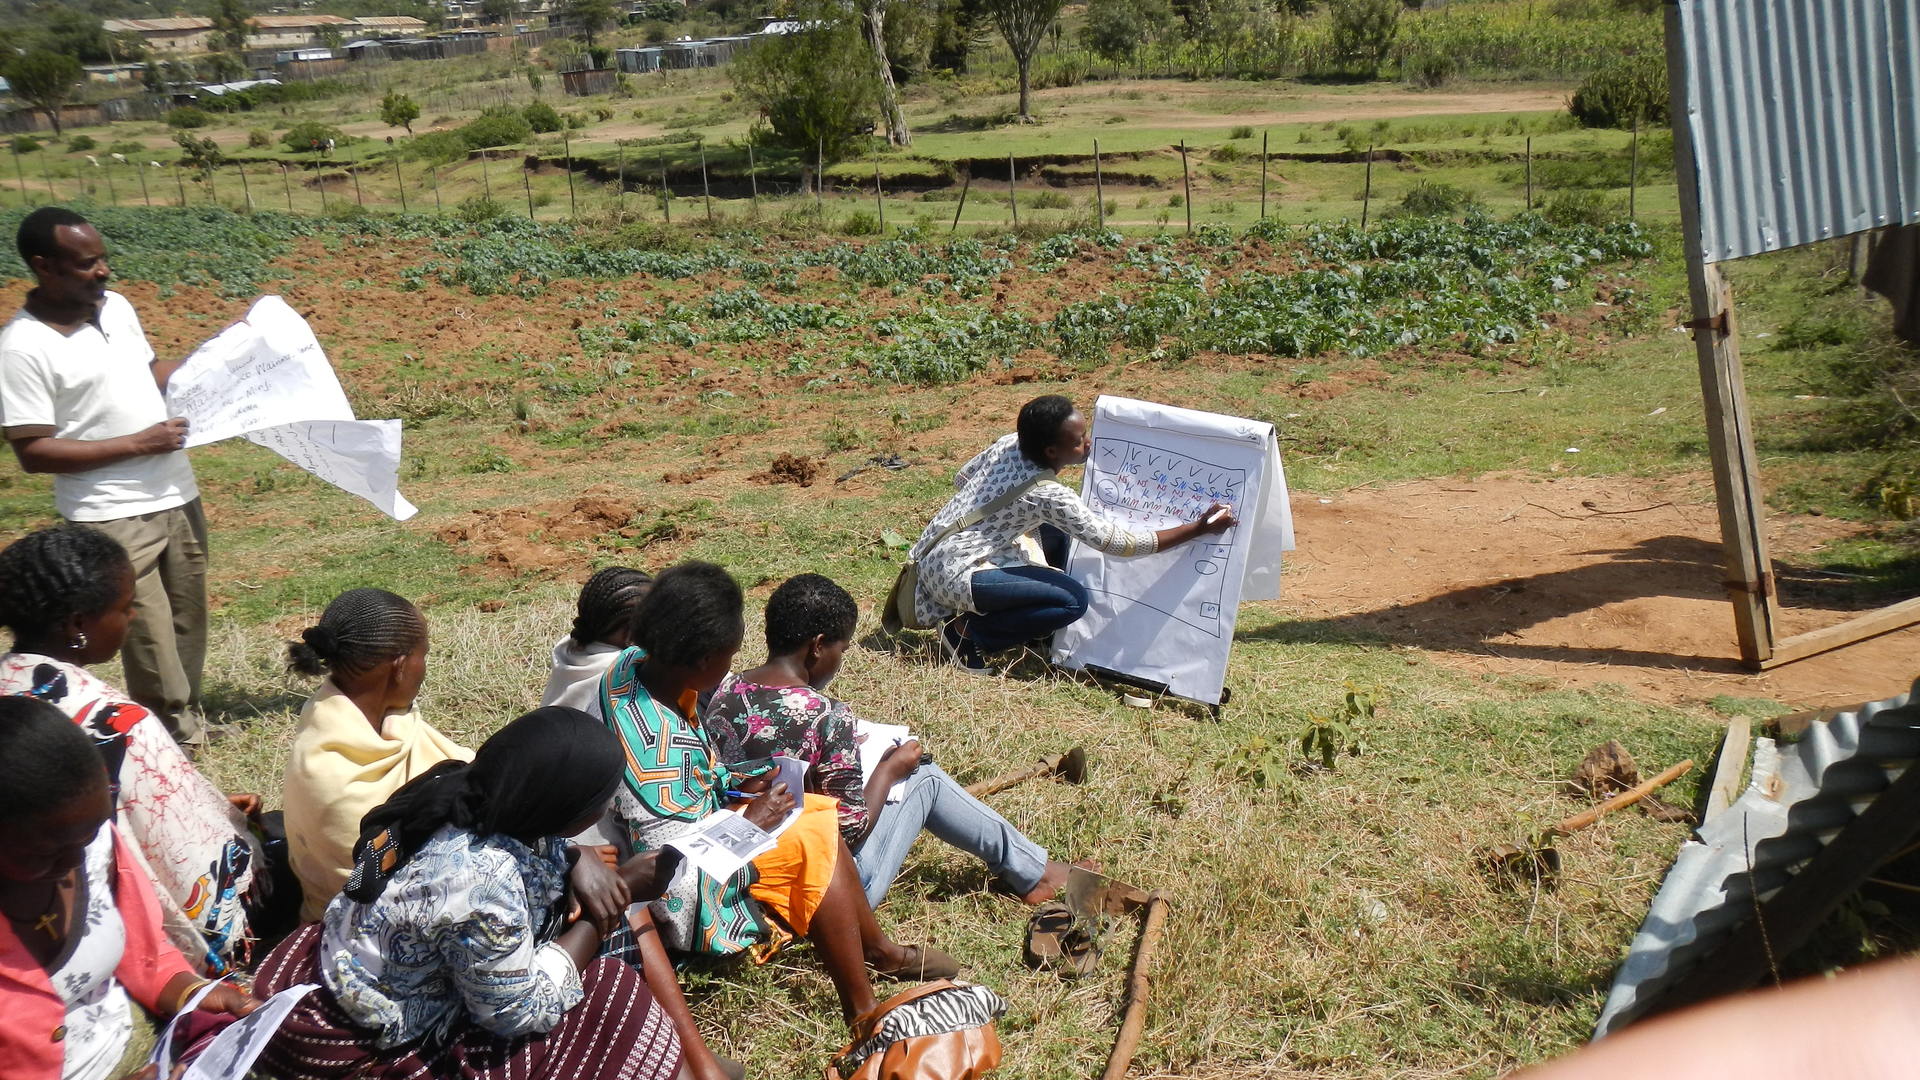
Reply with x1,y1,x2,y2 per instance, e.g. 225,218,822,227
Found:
302,625,339,657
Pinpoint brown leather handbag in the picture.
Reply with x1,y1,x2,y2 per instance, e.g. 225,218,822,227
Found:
824,981,1007,1080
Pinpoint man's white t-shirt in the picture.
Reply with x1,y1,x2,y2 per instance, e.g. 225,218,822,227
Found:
0,290,197,522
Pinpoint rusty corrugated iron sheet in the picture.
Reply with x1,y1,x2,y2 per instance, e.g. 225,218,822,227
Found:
1594,677,1920,1035
1669,0,1920,263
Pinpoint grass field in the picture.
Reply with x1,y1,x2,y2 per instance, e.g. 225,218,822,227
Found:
1,43,1914,1078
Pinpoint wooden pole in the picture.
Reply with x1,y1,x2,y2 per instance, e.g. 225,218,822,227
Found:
659,154,670,223
1178,141,1192,235
616,143,626,223
393,157,406,213
563,129,576,219
1360,145,1373,229
950,172,970,233
1551,760,1693,836
351,163,363,207
815,137,823,208
39,149,53,200
1008,152,1018,227
1099,895,1171,1080
174,166,187,206
481,148,491,201
699,139,712,224
429,160,441,213
236,160,252,213
745,139,757,215
279,163,292,213
874,162,884,232
1260,130,1268,219
1665,1,1774,666
138,161,151,207
1525,136,1533,211
1628,117,1639,220
204,164,217,207
1093,138,1104,228
523,166,535,219
10,144,26,205
103,161,116,205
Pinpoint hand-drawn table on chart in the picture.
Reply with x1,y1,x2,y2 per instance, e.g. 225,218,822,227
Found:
1052,396,1294,706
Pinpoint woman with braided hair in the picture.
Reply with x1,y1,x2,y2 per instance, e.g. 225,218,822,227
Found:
281,587,472,921
541,566,652,715
0,523,264,975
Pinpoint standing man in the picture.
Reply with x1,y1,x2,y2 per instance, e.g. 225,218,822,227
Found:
0,207,208,749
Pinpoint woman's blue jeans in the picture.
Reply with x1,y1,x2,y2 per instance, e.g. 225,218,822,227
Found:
965,564,1090,652
851,763,1050,906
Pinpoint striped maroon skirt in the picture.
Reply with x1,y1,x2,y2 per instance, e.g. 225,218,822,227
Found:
249,923,682,1080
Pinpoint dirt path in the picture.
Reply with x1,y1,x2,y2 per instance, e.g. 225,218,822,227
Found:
1279,472,1917,711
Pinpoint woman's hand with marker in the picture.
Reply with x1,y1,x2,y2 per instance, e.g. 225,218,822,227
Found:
1198,502,1237,533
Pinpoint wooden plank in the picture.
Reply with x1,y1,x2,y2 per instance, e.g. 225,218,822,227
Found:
1664,3,1777,669
1761,596,1920,668
1641,762,1920,1020
1702,717,1751,825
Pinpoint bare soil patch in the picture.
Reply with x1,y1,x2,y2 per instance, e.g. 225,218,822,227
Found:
1279,472,1918,710
434,489,652,575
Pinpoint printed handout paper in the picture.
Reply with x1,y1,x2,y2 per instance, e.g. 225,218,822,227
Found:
166,296,416,520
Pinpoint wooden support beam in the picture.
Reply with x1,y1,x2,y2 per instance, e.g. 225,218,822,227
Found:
1643,763,1920,1019
1665,2,1777,669
1702,717,1752,825
1761,596,1920,669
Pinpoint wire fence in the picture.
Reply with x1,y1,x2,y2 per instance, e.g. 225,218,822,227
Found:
3,123,1662,234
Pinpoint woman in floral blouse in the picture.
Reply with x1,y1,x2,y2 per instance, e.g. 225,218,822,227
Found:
908,395,1235,674
708,573,1075,907
251,707,690,1080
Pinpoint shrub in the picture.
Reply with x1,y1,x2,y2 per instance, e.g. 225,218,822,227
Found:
458,106,534,149
406,130,468,165
455,195,508,223
107,140,143,157
281,121,344,153
1329,0,1400,74
9,135,37,154
1570,53,1669,128
1541,189,1621,226
1390,180,1476,218
1028,189,1072,210
1229,124,1255,140
166,106,211,129
67,134,96,153
522,101,563,134
246,128,271,149
841,210,882,236
1403,49,1457,89
1213,142,1245,163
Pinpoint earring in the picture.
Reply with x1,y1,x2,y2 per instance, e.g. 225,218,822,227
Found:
70,631,88,651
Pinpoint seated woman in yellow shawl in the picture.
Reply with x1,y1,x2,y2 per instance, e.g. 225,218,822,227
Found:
279,588,472,922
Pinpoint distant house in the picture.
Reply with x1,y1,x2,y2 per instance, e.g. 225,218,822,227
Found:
244,15,358,49
101,17,215,55
354,16,430,37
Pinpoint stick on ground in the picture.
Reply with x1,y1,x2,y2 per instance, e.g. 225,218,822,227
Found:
1101,893,1170,1080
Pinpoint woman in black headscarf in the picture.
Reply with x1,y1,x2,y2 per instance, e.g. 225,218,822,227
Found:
247,707,694,1080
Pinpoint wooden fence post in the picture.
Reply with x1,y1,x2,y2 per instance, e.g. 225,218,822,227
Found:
1178,141,1192,236
1629,117,1639,220
815,138,823,209
1093,138,1104,228
174,166,187,206
393,157,406,213
480,148,492,201
746,139,758,215
616,143,626,223
1009,152,1018,228
236,160,252,212
429,160,441,213
39,150,53,200
1360,145,1374,229
874,162,884,232
563,129,575,219
699,139,712,223
523,166,535,219
1260,130,1268,219
138,161,151,207
103,161,116,205
1525,136,1534,211
280,163,292,213
659,154,670,223
951,171,970,233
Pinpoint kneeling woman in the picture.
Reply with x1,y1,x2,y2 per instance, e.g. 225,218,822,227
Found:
254,707,685,1080
908,395,1235,674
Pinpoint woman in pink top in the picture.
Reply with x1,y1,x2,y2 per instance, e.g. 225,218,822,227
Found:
0,697,258,1080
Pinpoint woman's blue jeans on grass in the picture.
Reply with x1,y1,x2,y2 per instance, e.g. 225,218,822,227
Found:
851,763,1050,907
965,565,1089,652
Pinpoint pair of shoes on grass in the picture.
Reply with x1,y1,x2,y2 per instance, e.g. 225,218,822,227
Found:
939,619,991,677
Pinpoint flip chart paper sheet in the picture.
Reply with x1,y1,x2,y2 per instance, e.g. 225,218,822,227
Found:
1050,395,1293,704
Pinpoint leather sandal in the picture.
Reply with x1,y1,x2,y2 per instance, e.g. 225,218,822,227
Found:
872,943,959,980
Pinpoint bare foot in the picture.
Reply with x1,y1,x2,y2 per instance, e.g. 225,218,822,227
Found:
1020,858,1097,905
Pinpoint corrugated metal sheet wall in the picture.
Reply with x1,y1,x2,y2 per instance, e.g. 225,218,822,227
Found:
1671,0,1920,263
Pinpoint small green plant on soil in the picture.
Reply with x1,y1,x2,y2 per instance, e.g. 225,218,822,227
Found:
1217,736,1294,792
1300,682,1375,770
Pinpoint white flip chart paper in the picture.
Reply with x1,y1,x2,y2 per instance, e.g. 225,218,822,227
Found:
1050,396,1293,704
166,296,416,520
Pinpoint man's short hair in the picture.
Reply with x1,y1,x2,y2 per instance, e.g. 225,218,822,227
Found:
17,206,91,269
